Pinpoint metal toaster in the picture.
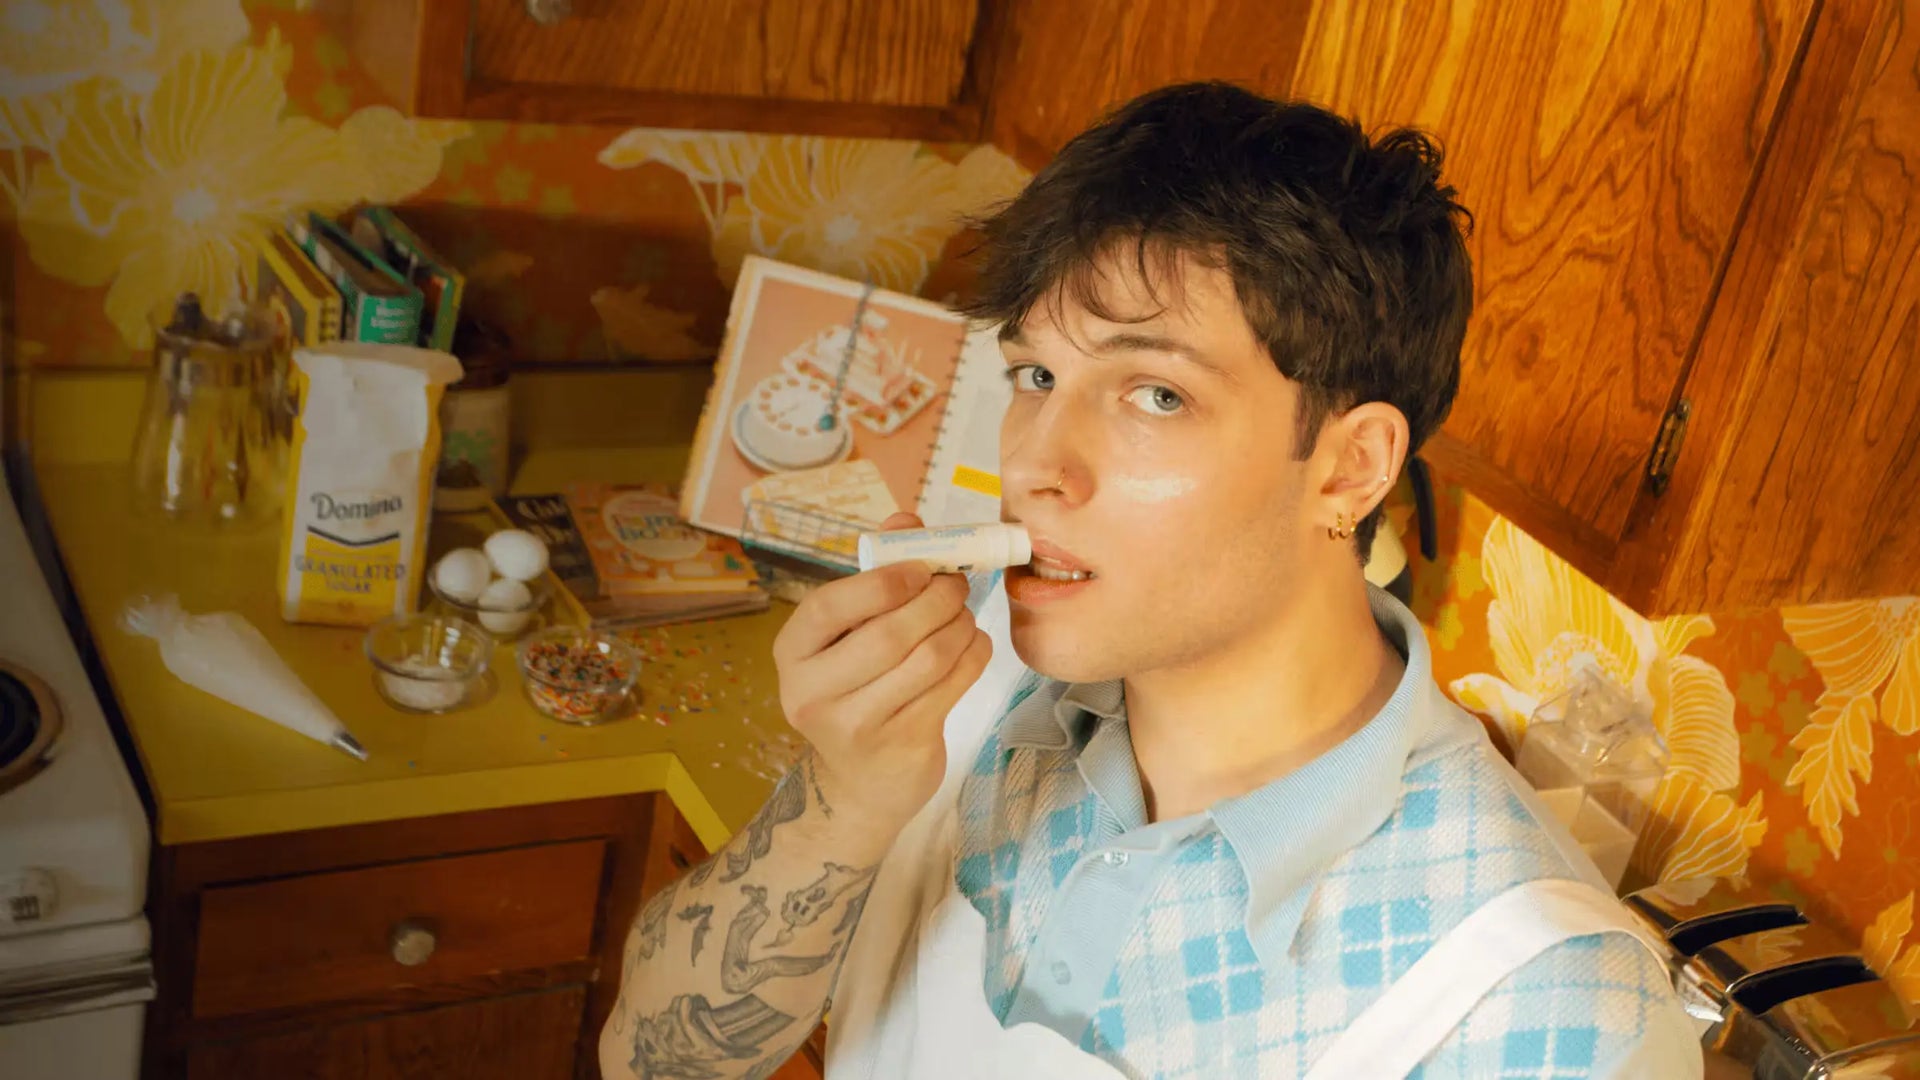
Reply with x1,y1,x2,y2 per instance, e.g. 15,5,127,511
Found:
1623,877,1920,1079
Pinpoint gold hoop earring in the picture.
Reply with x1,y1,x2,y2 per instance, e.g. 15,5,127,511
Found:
1327,512,1355,541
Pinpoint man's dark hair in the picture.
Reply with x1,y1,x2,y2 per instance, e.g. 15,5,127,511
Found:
963,81,1473,559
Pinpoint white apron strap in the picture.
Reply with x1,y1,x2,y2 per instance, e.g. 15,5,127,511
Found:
1303,877,1663,1080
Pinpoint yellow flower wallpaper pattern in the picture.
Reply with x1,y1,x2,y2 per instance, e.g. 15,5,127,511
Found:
3,1,1024,367
1780,599,1920,857
1865,893,1920,1013
5,1,463,350
600,129,1026,295
1444,516,1763,883
5,0,1919,1016
1404,477,1920,1011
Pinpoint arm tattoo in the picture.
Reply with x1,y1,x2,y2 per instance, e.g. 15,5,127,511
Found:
635,880,678,962
832,882,870,936
676,903,715,965
773,862,875,946
802,751,833,819
719,768,806,883
721,885,841,994
741,1028,818,1080
628,992,795,1080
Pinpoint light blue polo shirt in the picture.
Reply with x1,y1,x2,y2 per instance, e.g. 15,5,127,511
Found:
953,585,1699,1078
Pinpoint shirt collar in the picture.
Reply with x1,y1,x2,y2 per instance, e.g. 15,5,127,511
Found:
1215,587,1441,969
1001,677,1123,752
996,585,1464,971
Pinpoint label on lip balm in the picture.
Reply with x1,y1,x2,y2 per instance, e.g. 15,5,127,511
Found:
857,523,1031,574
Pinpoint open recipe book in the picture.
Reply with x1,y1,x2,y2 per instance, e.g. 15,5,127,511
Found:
679,256,1011,570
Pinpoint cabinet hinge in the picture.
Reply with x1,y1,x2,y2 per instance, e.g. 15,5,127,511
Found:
1647,398,1692,496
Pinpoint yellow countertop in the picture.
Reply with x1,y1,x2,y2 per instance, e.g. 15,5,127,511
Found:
35,444,800,850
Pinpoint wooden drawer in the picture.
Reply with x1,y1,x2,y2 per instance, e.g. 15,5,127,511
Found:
192,841,605,1019
187,987,585,1080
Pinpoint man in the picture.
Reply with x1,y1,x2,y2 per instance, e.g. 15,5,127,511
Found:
601,83,1702,1079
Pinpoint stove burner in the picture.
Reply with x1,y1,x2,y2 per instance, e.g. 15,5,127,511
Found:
0,661,62,796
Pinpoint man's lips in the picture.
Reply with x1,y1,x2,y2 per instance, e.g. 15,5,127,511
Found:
1025,537,1093,575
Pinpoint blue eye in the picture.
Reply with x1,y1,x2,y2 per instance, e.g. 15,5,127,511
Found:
1006,364,1054,392
1124,385,1185,416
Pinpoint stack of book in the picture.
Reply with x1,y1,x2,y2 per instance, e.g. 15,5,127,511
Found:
256,208,466,353
500,485,769,629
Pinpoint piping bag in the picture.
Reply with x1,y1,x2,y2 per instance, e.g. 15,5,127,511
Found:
123,595,369,761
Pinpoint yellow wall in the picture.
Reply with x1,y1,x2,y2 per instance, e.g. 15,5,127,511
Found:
5,0,1915,1004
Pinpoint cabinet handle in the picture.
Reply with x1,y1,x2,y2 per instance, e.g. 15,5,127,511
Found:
524,0,572,25
389,919,437,967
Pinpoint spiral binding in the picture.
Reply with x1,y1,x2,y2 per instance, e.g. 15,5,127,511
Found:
915,312,978,522
816,282,873,433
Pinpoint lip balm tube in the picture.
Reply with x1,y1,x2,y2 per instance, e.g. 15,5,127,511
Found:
857,523,1032,574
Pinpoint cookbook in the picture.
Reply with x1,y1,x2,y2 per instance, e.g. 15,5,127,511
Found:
678,256,1011,568
569,482,763,596
289,213,423,345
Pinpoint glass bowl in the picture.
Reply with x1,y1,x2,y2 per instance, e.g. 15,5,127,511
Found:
515,626,640,725
427,574,551,640
365,613,492,714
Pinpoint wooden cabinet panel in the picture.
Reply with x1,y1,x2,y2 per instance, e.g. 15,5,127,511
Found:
192,840,605,1020
1290,0,1817,572
1615,0,1920,611
471,0,978,109
186,987,584,1080
342,0,990,136
986,0,1312,169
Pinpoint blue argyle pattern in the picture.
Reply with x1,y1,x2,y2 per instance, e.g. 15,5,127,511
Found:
955,712,1677,1077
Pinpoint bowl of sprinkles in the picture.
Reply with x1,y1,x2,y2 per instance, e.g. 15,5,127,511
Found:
516,627,639,725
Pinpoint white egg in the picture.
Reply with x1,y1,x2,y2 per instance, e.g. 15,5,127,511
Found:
476,577,534,634
484,529,550,582
433,548,493,603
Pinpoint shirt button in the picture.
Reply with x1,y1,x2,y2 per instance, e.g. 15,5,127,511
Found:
1051,961,1072,985
1100,850,1129,867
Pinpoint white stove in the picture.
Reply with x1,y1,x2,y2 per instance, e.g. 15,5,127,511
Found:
0,461,154,1078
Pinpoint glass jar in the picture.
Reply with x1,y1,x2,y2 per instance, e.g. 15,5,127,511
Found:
129,295,288,529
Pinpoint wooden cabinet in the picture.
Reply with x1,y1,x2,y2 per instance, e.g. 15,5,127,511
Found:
1290,0,1918,614
342,0,1311,148
144,796,657,1079
147,793,825,1080
1610,0,1920,611
343,0,992,138
339,0,1919,611
988,0,1920,613
983,1,1309,167
185,989,587,1080
1288,0,1817,602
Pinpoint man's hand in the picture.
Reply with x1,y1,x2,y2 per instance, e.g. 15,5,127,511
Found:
772,512,993,834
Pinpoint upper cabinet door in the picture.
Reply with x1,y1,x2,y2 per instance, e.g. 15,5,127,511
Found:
361,0,989,139
985,0,1310,169
1289,0,1817,574
1614,0,1920,612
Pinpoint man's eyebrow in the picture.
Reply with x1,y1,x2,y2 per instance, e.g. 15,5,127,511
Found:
1092,331,1234,379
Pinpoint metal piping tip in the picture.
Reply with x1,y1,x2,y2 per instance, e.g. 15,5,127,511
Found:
332,731,370,761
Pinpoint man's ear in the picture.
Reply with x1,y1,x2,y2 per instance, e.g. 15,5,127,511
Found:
1314,402,1409,527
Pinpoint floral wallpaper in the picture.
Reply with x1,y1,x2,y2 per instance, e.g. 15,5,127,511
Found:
1404,477,1920,1010
4,0,1916,1014
0,0,1024,368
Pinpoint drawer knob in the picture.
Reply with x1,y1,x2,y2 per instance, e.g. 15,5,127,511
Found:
524,0,572,25
389,919,437,967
